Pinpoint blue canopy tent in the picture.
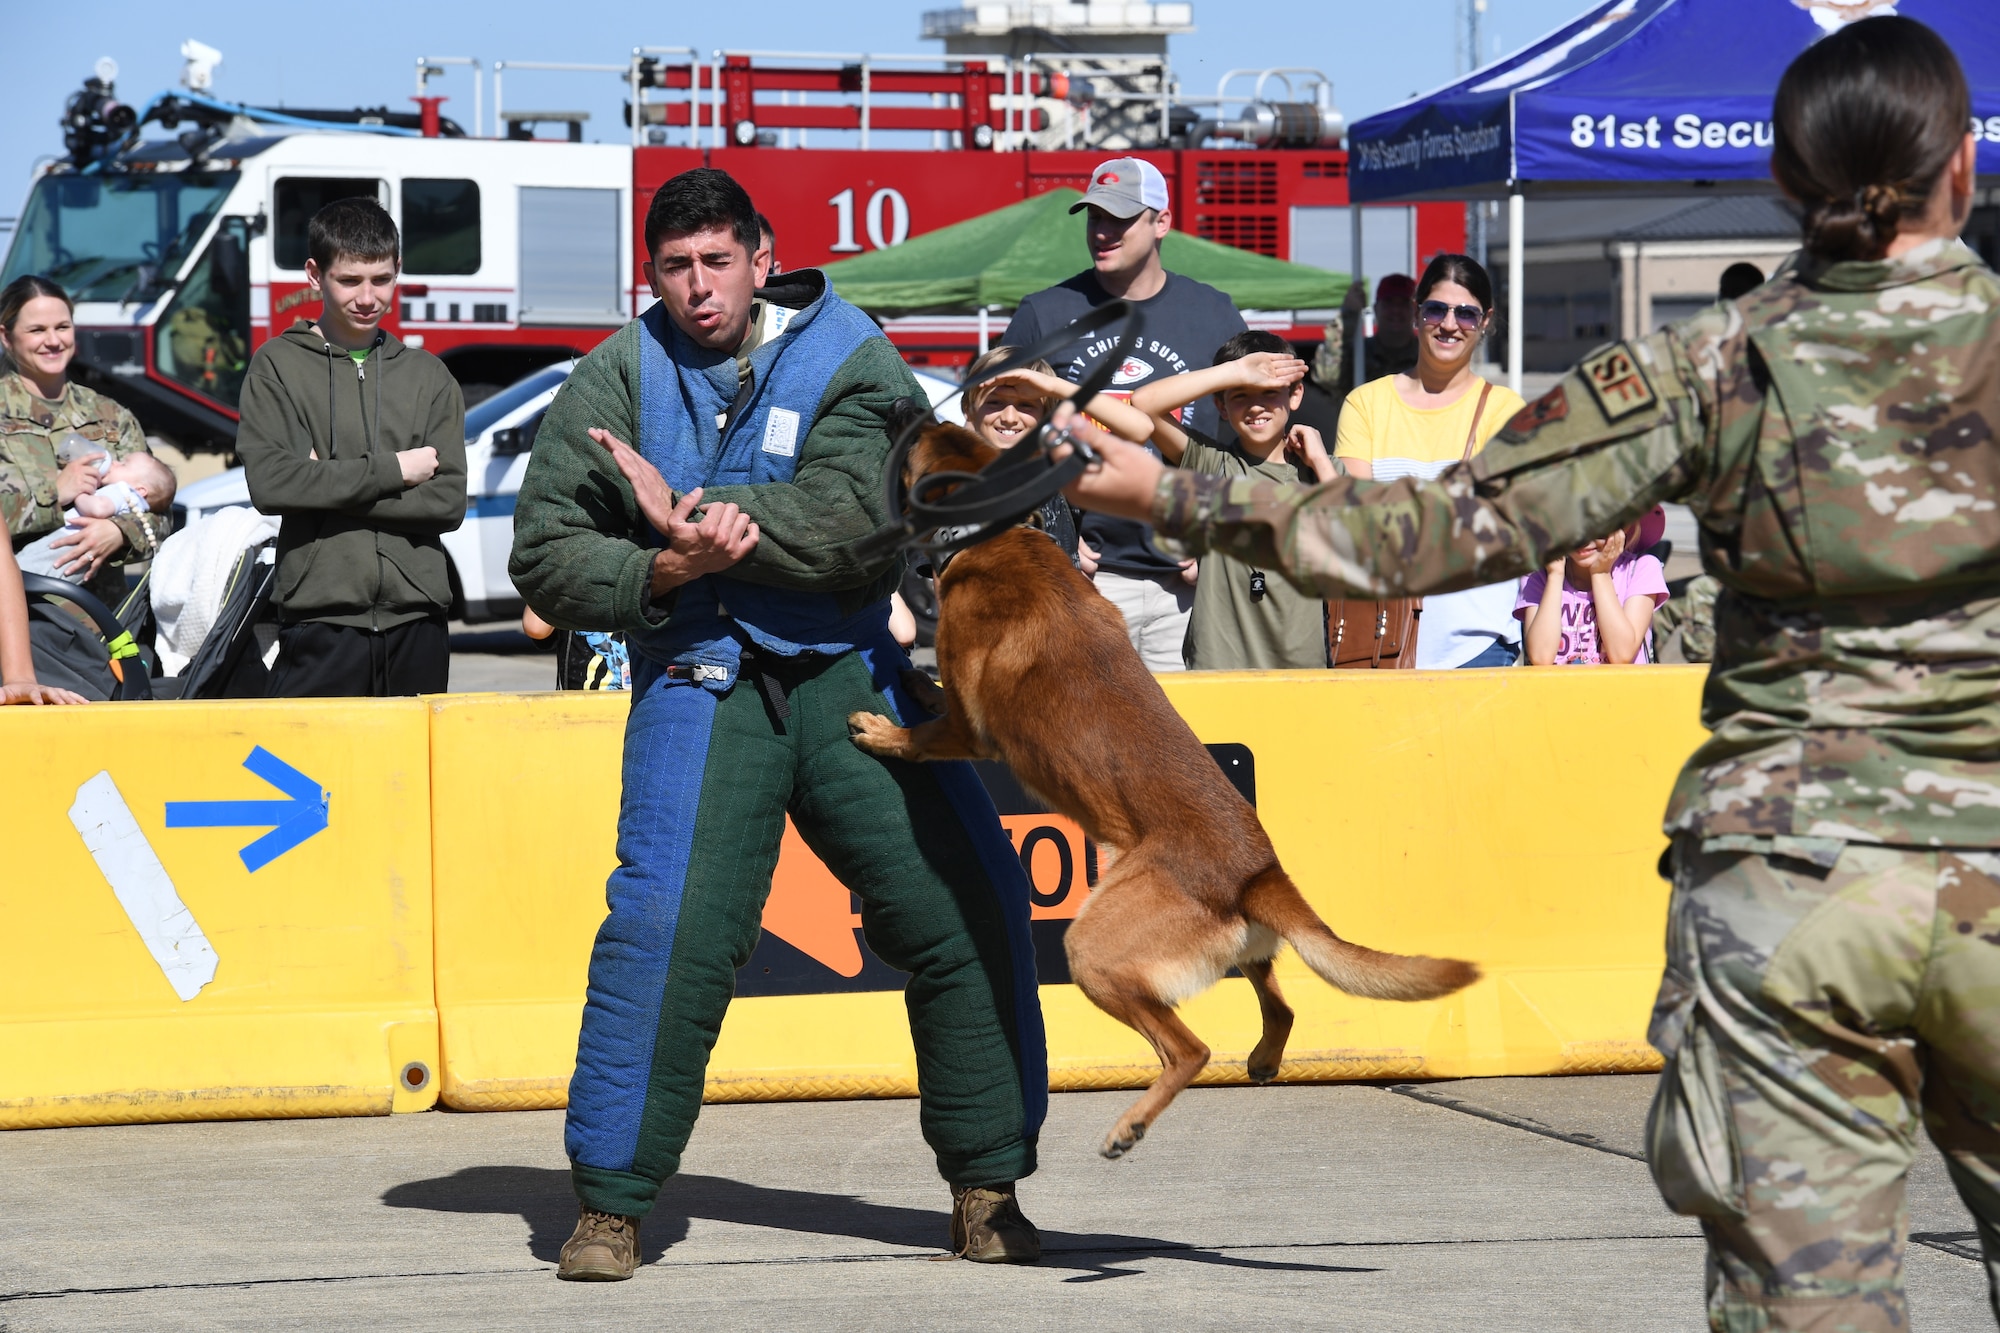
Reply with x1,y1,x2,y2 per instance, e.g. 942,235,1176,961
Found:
1345,0,2000,391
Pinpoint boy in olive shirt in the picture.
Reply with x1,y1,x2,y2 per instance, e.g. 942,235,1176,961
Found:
1130,331,1331,670
237,198,467,696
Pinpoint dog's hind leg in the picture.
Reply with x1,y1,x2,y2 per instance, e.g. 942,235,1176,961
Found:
1239,956,1294,1084
1065,864,1230,1157
1076,983,1211,1160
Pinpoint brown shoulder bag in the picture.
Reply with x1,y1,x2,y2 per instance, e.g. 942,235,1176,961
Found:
1326,381,1492,669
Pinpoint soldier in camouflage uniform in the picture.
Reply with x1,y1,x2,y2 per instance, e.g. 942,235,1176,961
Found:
1313,273,1420,403
0,278,168,606
1060,18,1999,1329
1656,573,1720,663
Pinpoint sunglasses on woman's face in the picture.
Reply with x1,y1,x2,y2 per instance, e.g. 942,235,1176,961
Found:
1418,300,1486,327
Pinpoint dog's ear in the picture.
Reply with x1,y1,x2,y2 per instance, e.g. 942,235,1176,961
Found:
885,396,937,441
907,423,991,488
919,421,1000,469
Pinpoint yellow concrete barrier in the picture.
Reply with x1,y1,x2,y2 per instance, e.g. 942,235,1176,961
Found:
428,692,624,1111
0,700,439,1129
1100,666,1707,1086
431,668,1709,1111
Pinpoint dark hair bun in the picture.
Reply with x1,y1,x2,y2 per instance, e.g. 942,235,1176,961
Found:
1803,183,1908,263
1772,16,1969,263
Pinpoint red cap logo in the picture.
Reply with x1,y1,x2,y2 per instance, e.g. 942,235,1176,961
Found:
1096,171,1121,185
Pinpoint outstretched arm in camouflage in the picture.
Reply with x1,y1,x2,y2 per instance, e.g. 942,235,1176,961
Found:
1056,409,1164,518
1069,328,1712,601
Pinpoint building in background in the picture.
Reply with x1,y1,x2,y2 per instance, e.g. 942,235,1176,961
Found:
1493,193,2000,373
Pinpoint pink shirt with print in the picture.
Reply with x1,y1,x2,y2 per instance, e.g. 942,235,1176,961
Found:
1513,553,1670,664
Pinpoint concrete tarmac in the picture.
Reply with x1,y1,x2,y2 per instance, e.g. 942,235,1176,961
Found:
446,623,553,693
1,1075,1989,1330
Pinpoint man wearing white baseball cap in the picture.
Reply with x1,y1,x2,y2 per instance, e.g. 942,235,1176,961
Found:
1001,157,1246,673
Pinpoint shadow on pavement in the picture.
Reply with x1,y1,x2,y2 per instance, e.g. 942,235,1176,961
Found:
381,1166,1379,1282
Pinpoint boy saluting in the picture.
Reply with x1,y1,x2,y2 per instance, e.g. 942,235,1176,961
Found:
1030,333,1329,669
1131,332,1334,670
237,197,467,696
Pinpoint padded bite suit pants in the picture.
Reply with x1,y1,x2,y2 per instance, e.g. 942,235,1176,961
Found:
566,641,1046,1218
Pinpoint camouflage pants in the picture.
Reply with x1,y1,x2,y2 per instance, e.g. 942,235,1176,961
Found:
1648,840,2000,1330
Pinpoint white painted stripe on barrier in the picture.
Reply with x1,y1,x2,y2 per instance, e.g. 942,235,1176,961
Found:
68,771,219,1003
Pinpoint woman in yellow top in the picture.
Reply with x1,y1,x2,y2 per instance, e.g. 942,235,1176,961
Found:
1334,254,1525,668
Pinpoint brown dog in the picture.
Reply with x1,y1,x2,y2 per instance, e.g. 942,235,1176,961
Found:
849,422,1479,1158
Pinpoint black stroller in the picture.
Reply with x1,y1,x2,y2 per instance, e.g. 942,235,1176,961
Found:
23,539,279,701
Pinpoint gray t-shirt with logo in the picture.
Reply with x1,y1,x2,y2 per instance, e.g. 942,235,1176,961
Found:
1000,271,1246,577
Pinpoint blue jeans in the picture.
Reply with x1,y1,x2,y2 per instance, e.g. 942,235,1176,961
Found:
1455,641,1519,668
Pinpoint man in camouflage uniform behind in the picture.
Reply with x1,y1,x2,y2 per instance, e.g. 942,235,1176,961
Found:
1060,19,1999,1326
1656,573,1720,662
1313,273,1420,403
2,360,169,604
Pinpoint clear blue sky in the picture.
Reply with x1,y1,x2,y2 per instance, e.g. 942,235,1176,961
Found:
3,0,1590,212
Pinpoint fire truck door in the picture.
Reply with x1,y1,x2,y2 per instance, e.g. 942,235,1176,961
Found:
518,187,622,325
154,217,254,412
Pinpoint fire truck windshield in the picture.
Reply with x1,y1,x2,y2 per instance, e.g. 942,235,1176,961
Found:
1,170,239,303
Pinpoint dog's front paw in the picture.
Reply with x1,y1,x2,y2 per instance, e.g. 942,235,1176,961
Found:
848,711,910,757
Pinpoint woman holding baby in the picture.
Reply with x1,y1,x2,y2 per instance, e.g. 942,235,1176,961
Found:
0,274,169,600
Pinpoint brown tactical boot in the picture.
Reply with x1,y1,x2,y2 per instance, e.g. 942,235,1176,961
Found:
950,1182,1041,1263
556,1206,640,1281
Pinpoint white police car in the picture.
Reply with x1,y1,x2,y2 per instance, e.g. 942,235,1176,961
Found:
174,363,969,623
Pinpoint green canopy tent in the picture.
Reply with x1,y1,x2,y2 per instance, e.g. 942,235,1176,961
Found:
819,188,1349,315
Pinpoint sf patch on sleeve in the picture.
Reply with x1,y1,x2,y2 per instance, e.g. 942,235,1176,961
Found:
1579,343,1658,421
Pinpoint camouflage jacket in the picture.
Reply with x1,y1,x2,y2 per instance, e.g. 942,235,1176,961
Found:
1655,574,1720,663
1153,237,2000,850
1312,308,1419,403
0,372,167,565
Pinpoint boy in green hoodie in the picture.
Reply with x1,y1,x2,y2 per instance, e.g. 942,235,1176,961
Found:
237,198,467,696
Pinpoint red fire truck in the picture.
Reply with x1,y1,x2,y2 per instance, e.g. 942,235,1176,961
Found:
4,44,1463,448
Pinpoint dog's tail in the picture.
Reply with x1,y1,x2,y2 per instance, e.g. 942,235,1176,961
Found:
1243,867,1479,1001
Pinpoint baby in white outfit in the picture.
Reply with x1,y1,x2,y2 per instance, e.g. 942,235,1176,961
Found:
16,451,177,584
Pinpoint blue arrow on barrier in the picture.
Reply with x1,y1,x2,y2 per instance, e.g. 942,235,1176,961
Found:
164,746,330,872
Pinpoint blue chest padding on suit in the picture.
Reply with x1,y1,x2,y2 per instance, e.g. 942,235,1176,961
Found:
631,288,891,679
